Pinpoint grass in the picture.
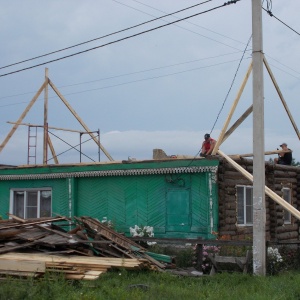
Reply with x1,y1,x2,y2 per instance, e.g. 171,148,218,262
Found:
1,270,300,300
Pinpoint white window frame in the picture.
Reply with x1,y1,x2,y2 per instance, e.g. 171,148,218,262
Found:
236,185,253,226
9,188,52,219
282,187,291,224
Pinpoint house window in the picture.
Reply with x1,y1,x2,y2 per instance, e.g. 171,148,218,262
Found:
237,185,253,225
10,189,52,219
282,187,291,224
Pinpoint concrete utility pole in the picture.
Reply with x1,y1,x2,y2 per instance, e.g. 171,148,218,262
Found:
252,0,266,275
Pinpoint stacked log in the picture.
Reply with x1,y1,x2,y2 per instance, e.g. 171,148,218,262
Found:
272,165,300,242
296,170,300,211
218,158,252,239
217,157,300,242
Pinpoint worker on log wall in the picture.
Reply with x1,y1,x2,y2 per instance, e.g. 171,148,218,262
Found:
274,142,293,165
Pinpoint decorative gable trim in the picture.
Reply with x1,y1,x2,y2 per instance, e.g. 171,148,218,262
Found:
0,166,218,180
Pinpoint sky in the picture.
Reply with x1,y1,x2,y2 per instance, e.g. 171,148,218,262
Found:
0,0,299,165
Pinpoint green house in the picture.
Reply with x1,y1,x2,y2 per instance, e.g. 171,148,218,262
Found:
0,158,219,239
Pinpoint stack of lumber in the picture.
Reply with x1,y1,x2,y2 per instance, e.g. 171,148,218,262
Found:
0,215,168,280
0,253,148,280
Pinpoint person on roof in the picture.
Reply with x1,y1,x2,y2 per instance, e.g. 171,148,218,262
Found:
274,143,292,165
200,133,216,157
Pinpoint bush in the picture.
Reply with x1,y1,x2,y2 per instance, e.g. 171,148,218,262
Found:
267,247,284,275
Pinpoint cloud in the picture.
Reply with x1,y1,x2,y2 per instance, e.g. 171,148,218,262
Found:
0,1,299,166
1,127,299,165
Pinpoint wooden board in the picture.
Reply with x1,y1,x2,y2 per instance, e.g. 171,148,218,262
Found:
0,259,45,272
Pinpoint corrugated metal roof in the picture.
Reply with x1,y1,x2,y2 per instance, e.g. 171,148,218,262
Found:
0,165,218,180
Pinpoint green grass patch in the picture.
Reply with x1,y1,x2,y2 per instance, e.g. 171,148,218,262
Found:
1,270,300,300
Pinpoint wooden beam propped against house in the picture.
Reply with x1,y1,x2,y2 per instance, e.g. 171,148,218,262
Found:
263,57,300,140
211,55,300,155
218,149,300,220
222,104,253,144
211,62,253,155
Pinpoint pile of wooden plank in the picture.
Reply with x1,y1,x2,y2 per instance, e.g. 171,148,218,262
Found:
0,215,168,280
0,253,148,280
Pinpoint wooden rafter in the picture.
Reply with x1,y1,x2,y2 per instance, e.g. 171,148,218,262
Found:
228,149,292,158
222,104,253,144
7,122,89,133
0,81,47,154
0,69,114,163
263,57,300,140
47,135,59,164
48,79,113,161
212,62,253,155
212,55,299,155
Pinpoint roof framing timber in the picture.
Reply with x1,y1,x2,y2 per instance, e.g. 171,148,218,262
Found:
0,69,114,163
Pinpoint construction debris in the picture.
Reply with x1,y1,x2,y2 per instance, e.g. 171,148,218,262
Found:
0,215,171,280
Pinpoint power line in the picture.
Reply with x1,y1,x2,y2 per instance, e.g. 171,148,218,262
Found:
265,55,300,79
0,50,249,101
3,49,300,104
0,0,214,71
0,0,241,78
113,0,246,51
210,35,252,134
129,0,247,45
263,6,300,36
0,57,250,108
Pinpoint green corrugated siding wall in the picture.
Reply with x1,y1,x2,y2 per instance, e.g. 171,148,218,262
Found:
76,172,217,238
0,159,218,238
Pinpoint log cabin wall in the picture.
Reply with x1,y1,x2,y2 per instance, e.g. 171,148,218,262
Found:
269,164,300,242
217,157,300,242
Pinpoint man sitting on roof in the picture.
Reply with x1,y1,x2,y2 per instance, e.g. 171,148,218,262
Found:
200,133,216,157
274,143,292,165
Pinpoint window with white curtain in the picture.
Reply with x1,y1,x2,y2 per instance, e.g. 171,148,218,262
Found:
10,189,52,219
282,187,291,224
237,185,253,226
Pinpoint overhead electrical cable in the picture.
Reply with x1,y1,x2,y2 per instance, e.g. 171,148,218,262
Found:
4,49,300,103
128,0,246,45
0,0,241,78
265,54,300,77
59,50,250,88
0,0,214,71
262,6,300,36
0,57,250,108
3,54,300,111
0,50,249,101
112,0,246,51
209,35,252,134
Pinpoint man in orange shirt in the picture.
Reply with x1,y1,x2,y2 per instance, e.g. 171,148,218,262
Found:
200,133,216,157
